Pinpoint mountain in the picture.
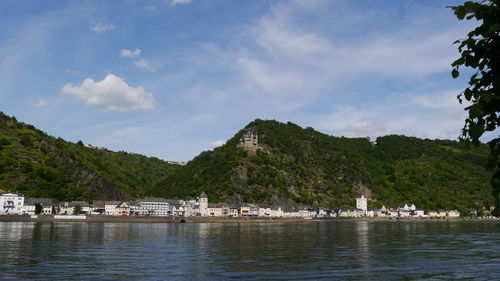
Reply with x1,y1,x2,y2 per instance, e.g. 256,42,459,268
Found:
1,113,493,213
154,119,493,213
0,112,179,201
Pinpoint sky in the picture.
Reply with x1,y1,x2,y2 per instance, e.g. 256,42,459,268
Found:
0,0,494,161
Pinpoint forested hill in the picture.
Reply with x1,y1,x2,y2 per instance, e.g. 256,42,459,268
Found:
154,119,493,213
0,112,179,201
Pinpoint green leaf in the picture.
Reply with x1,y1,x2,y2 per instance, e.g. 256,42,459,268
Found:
464,88,473,100
452,69,460,78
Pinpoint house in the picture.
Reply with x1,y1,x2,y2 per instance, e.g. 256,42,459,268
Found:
299,207,316,218
90,201,106,214
71,201,91,213
409,204,417,211
0,192,24,215
114,202,131,216
258,205,272,217
240,205,251,216
24,198,54,215
59,202,74,215
105,201,121,215
374,209,386,217
269,207,284,218
317,208,330,218
428,210,438,218
366,209,375,217
338,209,357,218
447,210,460,218
388,209,399,217
413,210,426,217
229,207,239,217
399,209,411,218
22,204,36,215
208,204,222,217
240,204,259,217
172,203,187,216
438,210,447,218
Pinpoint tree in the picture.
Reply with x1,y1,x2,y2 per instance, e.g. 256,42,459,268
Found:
35,203,43,215
450,0,500,216
73,205,84,215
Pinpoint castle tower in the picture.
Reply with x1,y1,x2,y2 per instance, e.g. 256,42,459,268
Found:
356,195,368,216
199,191,208,217
237,128,262,153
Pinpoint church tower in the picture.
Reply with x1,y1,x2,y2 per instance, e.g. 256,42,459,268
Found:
356,195,368,216
199,191,208,217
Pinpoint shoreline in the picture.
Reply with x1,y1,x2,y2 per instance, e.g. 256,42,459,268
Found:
0,215,498,223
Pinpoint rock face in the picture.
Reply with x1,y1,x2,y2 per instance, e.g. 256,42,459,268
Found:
49,145,127,201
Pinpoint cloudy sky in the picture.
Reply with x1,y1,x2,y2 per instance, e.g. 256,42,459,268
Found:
0,0,492,161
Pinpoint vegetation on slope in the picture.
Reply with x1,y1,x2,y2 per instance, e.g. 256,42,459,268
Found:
0,112,179,201
154,119,493,213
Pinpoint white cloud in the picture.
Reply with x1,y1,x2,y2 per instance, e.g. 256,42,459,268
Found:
145,6,159,12
316,90,467,140
134,59,154,72
171,0,192,6
64,69,80,75
35,99,48,107
90,22,115,33
120,48,142,58
28,99,48,107
209,140,225,148
60,73,156,112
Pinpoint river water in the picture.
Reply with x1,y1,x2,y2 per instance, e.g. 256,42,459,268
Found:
0,221,499,280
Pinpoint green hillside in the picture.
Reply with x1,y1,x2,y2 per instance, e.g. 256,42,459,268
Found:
154,119,493,213
0,112,179,201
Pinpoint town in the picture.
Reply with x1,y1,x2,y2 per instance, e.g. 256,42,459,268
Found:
1,191,480,219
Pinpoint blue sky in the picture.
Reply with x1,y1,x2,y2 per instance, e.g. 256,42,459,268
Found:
0,0,492,161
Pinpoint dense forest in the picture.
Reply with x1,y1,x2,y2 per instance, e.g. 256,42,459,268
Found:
154,119,493,214
0,112,179,201
0,113,493,214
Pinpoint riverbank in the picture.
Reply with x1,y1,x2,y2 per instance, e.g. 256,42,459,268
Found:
0,215,497,223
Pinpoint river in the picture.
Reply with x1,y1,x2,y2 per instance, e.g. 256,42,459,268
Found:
0,221,499,280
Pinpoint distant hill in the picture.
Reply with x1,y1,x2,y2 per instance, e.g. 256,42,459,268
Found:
153,119,493,213
0,112,179,201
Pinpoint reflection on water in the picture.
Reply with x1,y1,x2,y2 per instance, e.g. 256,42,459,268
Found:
0,221,499,280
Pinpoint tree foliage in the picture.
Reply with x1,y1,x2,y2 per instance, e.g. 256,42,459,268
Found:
73,205,83,215
0,112,180,201
156,119,493,212
450,0,500,215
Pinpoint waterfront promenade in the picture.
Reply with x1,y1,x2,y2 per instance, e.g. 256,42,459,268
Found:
0,215,495,223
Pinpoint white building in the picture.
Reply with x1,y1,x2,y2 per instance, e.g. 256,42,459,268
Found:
137,198,171,216
199,192,208,217
356,195,368,216
22,204,36,215
269,207,284,218
414,210,426,217
105,201,121,215
366,210,375,217
58,202,74,215
0,193,25,215
207,204,222,217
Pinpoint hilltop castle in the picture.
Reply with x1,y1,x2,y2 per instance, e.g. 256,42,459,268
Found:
237,128,263,153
